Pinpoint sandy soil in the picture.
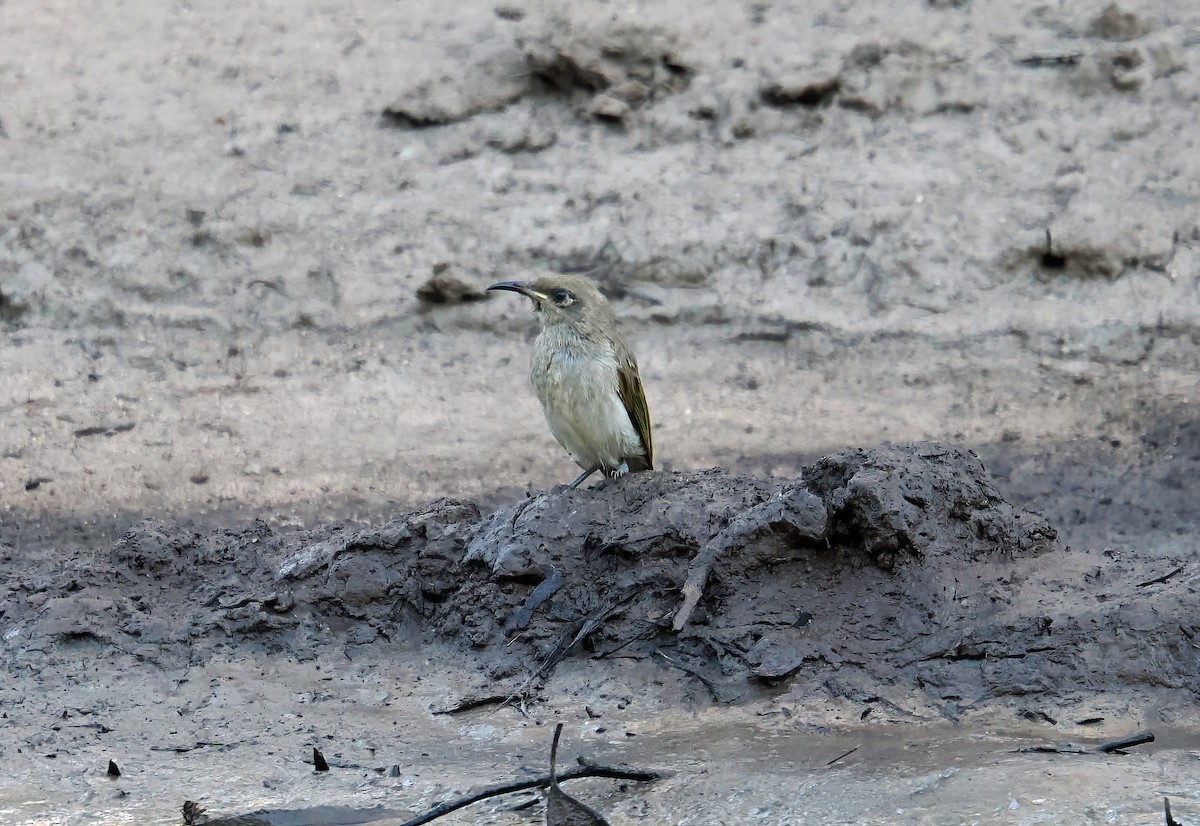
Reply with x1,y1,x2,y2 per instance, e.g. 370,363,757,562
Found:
2,0,1199,823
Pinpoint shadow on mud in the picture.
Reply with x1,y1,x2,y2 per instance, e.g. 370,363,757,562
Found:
6,442,1196,723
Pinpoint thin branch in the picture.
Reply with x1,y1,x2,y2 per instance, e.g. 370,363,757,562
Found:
1016,53,1083,67
432,695,509,715
1010,730,1155,756
395,762,663,826
654,650,731,703
550,723,563,790
825,746,859,767
1099,730,1155,753
1165,797,1183,826
1137,566,1185,588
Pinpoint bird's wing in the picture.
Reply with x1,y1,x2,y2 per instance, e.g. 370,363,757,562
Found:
616,354,654,470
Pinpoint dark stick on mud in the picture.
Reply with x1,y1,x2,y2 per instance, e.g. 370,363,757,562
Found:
550,722,564,787
501,591,643,711
312,747,330,771
1164,797,1183,826
1016,53,1083,67
546,722,611,824
151,739,245,753
508,568,566,632
673,541,723,631
1012,743,1088,755
1098,730,1155,753
510,796,540,812
825,746,859,767
395,757,661,826
509,495,536,531
593,626,658,660
433,695,509,715
1136,566,1185,588
1012,730,1156,756
654,650,729,703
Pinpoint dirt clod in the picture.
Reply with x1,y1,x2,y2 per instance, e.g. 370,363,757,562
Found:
416,264,489,304
520,11,689,109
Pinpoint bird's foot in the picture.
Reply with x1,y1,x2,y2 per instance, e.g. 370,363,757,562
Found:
589,462,632,491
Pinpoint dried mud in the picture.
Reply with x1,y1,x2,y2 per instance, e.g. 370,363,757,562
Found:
6,444,1194,720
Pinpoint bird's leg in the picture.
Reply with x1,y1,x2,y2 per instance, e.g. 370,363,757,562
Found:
612,461,630,478
567,465,599,489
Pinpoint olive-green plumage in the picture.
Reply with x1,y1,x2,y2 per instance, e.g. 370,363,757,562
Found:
488,274,653,488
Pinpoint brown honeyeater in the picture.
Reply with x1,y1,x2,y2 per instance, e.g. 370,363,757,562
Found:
487,275,653,488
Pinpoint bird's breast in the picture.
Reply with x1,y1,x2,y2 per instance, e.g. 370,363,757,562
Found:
529,330,641,470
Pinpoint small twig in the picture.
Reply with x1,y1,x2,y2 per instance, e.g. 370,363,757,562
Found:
567,762,661,782
654,650,729,703
550,723,564,792
593,624,659,659
150,739,244,752
1011,730,1156,756
1099,730,1155,753
702,634,754,668
1165,796,1183,826
509,496,536,531
825,746,859,767
849,247,871,282
1012,744,1087,754
537,592,639,677
673,535,730,631
500,590,643,712
1016,53,1083,67
433,695,509,715
507,568,565,632
312,748,330,772
546,723,610,824
673,490,825,630
1137,566,1185,588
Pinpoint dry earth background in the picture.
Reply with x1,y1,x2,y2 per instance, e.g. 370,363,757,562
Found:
2,0,1199,824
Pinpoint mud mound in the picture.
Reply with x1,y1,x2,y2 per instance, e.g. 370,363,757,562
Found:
5,443,1196,716
380,8,688,130
519,10,689,122
801,444,1055,565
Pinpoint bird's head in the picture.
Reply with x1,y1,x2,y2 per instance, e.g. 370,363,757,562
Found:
487,274,614,331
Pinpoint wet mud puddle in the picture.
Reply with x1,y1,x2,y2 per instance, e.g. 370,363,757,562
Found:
4,690,1197,826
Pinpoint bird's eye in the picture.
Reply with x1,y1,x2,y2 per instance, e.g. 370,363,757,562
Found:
551,289,575,306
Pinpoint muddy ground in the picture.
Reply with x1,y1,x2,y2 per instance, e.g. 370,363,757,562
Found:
2,0,1199,824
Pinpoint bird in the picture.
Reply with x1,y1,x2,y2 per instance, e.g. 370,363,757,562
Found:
487,274,653,489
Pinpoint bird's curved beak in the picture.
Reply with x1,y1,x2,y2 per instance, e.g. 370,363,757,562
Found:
487,281,547,303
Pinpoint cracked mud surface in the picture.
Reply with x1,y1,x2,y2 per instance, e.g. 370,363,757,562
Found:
2,0,1199,823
